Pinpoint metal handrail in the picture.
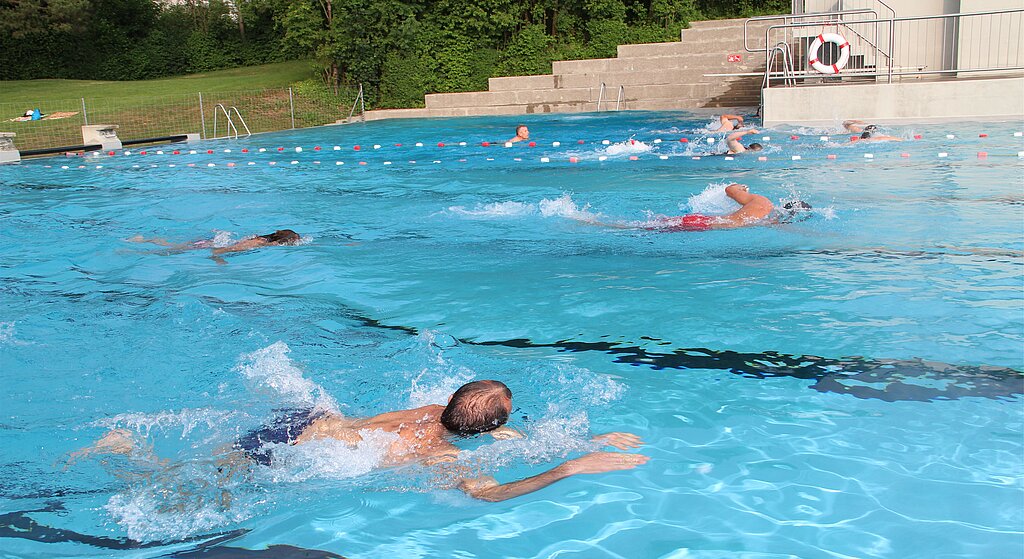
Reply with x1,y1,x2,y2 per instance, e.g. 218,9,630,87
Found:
744,9,879,52
211,104,238,140
615,85,624,111
760,42,796,119
229,106,251,138
346,84,365,123
596,82,606,111
762,8,1024,87
791,0,894,19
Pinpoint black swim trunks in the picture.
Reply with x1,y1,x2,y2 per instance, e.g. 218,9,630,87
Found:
234,409,323,466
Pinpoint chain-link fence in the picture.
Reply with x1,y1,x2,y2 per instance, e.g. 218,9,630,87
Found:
0,87,358,152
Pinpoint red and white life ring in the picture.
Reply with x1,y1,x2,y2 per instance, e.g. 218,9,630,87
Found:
808,33,850,74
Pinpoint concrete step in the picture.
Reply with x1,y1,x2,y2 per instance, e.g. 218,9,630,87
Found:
553,54,765,75
425,82,761,112
360,108,431,122
426,87,603,109
554,67,763,89
488,74,557,91
617,39,759,59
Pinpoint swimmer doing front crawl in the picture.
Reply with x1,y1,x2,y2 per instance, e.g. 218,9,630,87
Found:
583,184,811,232
71,380,648,503
128,229,301,264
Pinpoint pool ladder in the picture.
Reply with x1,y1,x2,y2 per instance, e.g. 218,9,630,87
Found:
211,104,251,140
596,83,625,111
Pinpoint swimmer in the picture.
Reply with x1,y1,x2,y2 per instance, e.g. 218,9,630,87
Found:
716,114,746,132
725,129,763,155
658,183,773,231
128,229,301,264
843,120,902,142
73,380,648,503
508,125,530,144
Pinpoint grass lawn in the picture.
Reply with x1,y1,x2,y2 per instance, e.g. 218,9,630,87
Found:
0,61,361,151
0,60,317,105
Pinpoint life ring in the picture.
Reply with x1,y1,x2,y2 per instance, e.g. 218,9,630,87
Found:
808,33,850,74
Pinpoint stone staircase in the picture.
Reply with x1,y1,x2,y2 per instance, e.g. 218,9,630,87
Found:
360,18,775,121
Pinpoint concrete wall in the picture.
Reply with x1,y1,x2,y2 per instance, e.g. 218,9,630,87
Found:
762,76,1024,126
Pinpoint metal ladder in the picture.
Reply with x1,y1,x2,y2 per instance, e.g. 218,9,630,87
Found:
211,104,251,139
346,84,366,123
597,84,626,111
759,42,796,117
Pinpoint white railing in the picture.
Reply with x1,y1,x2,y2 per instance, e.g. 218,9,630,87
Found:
762,8,1024,88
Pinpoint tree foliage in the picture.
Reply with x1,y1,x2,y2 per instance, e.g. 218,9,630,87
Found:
0,0,788,106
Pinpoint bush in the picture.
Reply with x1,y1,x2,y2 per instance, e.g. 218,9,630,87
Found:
496,25,552,77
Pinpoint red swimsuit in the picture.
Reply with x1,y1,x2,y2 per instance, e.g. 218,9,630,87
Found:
663,214,714,231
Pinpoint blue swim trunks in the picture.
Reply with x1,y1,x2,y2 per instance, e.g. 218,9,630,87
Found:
235,409,323,466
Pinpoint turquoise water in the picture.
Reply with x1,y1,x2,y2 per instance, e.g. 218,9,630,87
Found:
1,111,1022,558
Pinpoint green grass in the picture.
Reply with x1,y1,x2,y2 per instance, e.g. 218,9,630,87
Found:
0,60,316,105
0,61,357,151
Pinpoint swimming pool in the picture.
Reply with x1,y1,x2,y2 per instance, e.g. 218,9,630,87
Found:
1,111,1021,558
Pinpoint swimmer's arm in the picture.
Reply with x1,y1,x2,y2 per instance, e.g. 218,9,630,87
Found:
726,129,758,152
721,114,743,125
459,451,649,502
843,120,865,133
211,239,259,256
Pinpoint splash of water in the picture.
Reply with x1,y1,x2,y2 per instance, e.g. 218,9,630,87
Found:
539,194,603,222
684,182,740,215
260,430,398,483
94,408,242,439
447,201,536,217
235,342,337,412
604,139,653,156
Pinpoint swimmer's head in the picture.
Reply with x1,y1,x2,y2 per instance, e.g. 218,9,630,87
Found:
515,125,529,139
747,142,763,151
860,131,873,139
779,200,813,223
441,380,512,436
258,229,301,245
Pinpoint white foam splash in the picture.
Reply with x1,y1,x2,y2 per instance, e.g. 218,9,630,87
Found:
604,140,653,156
684,182,740,215
462,412,595,470
448,201,536,217
235,342,337,411
209,230,236,248
104,461,254,541
539,194,603,222
93,408,241,439
0,322,28,346
260,430,398,483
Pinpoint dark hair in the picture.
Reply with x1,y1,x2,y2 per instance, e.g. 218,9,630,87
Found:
515,124,527,132
258,229,300,245
440,380,512,435
748,143,763,151
860,131,873,139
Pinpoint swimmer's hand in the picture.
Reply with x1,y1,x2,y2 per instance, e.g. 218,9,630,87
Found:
591,432,643,450
489,426,524,440
563,452,650,475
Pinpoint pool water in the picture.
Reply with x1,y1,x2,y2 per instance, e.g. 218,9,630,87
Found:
1,111,1022,558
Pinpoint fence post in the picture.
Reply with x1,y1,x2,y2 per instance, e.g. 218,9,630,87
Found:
198,92,207,140
289,87,295,129
81,98,88,126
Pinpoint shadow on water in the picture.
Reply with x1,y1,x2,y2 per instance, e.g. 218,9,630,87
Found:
0,502,346,558
332,306,1023,403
